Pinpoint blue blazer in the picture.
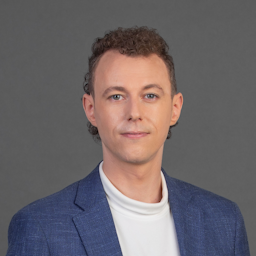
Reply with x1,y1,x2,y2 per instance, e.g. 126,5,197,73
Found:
7,163,250,255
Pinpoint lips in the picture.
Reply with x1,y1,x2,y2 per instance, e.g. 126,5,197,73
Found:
121,132,149,139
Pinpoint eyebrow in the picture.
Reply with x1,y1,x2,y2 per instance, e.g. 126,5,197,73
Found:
143,84,163,91
102,84,163,97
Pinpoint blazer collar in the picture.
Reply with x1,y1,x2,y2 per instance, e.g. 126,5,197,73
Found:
162,168,205,256
73,162,122,256
73,162,203,256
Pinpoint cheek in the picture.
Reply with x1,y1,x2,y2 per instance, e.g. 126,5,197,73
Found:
149,105,171,131
95,104,123,136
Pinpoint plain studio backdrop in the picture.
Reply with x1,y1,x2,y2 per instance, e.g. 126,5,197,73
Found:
0,0,255,254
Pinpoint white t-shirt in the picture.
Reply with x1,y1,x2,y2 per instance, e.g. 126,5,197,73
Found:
99,161,180,256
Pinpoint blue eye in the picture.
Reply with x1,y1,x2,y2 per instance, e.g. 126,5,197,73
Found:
145,94,157,99
111,94,122,100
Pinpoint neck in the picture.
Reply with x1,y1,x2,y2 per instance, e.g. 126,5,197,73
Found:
102,146,163,203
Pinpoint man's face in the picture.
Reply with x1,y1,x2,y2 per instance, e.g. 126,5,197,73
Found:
83,50,183,165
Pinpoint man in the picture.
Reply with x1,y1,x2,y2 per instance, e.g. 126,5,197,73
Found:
6,27,250,256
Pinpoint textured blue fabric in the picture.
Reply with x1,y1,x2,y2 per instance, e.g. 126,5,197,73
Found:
6,162,250,256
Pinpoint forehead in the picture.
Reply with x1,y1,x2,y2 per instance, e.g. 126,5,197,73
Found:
94,50,171,91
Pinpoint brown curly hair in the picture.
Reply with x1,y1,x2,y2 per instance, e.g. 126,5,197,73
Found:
83,26,178,141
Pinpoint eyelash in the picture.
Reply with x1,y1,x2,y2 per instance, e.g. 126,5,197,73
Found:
109,94,158,101
145,94,158,99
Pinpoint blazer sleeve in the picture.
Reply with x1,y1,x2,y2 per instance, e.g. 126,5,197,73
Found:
6,210,50,256
234,203,250,256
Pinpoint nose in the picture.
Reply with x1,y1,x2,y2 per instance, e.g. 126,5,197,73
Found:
127,98,142,122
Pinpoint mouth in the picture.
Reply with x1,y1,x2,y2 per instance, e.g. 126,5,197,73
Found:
120,132,149,139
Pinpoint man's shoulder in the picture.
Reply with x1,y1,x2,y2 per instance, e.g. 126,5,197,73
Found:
165,174,238,215
13,166,100,219
11,180,80,222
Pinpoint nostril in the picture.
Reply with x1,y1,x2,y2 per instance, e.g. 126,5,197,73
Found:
128,117,142,121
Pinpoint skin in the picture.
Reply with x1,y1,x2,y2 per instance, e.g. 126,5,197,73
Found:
83,50,183,203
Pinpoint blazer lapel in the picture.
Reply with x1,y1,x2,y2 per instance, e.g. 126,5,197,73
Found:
72,164,205,256
73,163,122,256
162,169,205,256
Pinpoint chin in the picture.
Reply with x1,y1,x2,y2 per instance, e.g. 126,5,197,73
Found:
120,151,152,165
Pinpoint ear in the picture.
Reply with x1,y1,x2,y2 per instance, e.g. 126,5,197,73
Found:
82,93,97,127
170,92,183,126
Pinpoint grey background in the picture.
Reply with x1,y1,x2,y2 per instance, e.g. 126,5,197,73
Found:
1,0,255,254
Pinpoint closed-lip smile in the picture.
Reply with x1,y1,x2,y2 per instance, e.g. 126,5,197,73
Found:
121,131,149,139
